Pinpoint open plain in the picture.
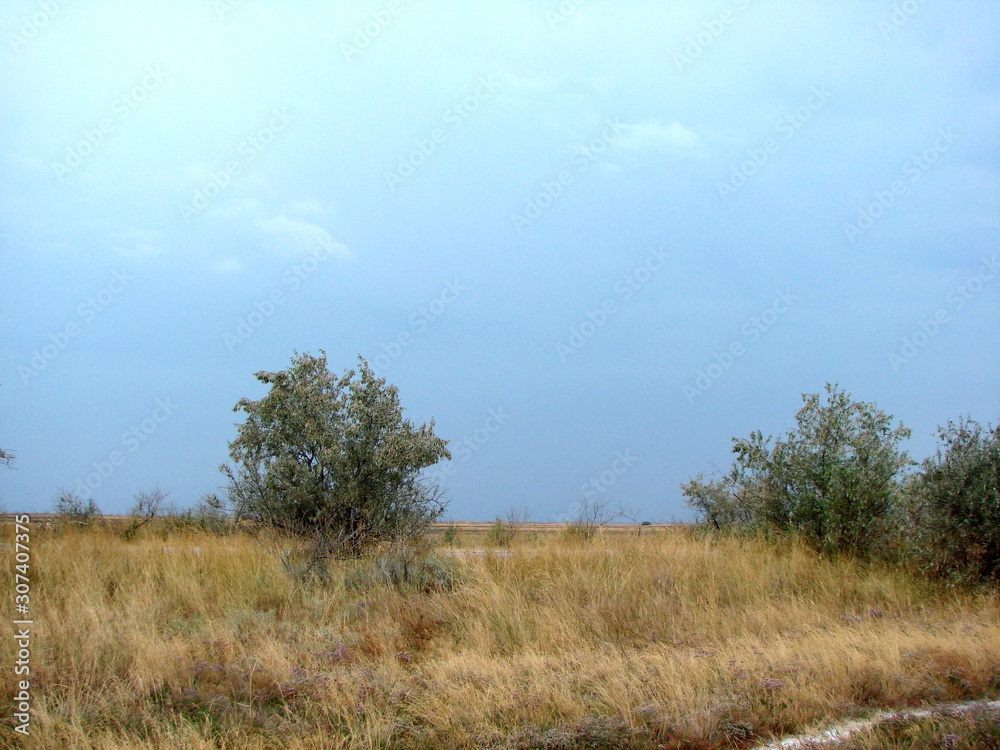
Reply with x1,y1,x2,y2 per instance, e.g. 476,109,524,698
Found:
2,521,997,749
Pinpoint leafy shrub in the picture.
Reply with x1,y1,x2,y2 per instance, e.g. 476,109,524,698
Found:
904,418,1000,586
680,473,758,530
487,508,528,547
172,494,233,535
222,351,450,558
53,491,103,526
441,521,459,546
683,383,912,557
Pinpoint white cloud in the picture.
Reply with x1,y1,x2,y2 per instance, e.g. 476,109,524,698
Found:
617,121,700,151
287,198,324,217
254,215,348,256
210,257,246,275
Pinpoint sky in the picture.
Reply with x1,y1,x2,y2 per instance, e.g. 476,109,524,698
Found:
1,0,998,521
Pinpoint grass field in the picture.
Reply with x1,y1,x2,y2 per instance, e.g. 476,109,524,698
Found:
2,522,998,749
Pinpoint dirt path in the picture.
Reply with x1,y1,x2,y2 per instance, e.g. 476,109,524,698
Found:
752,699,1000,749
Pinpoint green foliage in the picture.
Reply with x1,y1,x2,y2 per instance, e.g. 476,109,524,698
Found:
222,351,450,556
486,508,528,547
486,518,514,547
683,383,912,557
680,473,757,530
181,494,233,535
54,491,103,526
159,495,234,537
904,418,1000,586
441,521,459,546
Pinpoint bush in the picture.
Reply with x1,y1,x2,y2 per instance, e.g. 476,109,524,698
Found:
344,551,458,593
183,494,233,535
53,491,103,527
152,495,234,537
486,508,528,547
441,521,459,546
683,383,912,557
121,487,167,540
222,351,450,558
679,473,756,530
904,418,1000,586
561,500,614,541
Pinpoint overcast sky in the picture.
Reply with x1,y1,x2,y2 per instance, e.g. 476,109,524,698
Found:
1,0,997,520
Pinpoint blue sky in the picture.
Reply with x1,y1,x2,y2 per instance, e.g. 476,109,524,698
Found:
1,0,998,520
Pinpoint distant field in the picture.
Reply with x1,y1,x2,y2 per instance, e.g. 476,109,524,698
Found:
1,522,997,749
3,515,677,531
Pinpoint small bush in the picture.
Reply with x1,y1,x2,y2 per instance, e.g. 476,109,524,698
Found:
904,418,1000,587
560,522,596,542
53,491,103,527
176,494,233,535
345,552,457,593
121,487,167,540
487,508,528,547
566,500,613,541
441,521,460,546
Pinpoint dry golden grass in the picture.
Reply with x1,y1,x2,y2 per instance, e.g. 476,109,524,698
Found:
2,524,998,749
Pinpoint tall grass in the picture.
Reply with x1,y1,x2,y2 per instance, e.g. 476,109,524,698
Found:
2,525,997,749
